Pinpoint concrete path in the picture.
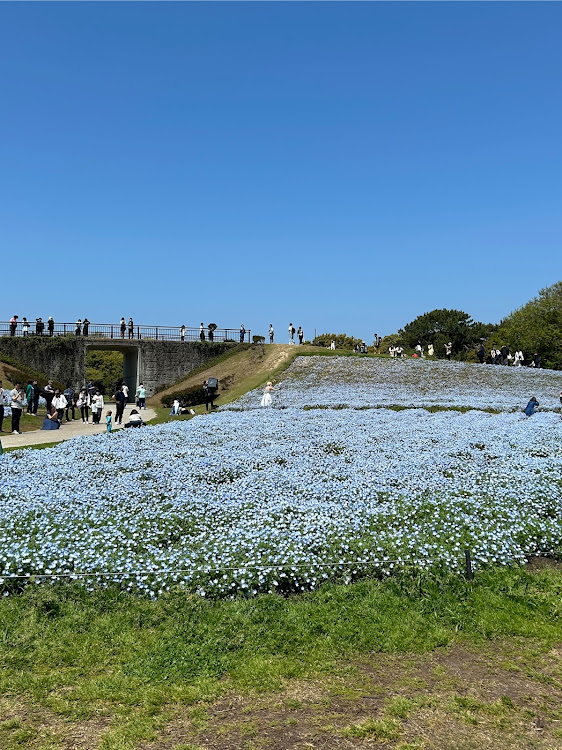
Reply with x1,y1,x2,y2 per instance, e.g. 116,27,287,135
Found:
0,403,157,450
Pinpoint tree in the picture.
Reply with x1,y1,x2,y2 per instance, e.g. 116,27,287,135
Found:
490,281,562,369
399,309,496,358
85,350,124,395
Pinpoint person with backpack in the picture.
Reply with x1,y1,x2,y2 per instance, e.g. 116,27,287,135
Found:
120,317,126,339
288,323,296,344
128,317,134,339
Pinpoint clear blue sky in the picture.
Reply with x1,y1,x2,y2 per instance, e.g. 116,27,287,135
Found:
2,2,561,342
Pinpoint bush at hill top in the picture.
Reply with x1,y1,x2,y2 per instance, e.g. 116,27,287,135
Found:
490,281,562,370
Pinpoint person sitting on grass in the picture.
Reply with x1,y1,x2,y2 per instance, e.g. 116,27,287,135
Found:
41,406,61,430
524,397,539,417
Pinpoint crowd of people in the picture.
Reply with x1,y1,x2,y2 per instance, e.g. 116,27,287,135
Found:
0,379,148,435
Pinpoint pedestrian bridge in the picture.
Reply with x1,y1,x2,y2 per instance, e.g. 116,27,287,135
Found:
0,324,243,399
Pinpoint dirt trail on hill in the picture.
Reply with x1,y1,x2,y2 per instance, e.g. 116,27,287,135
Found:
150,344,317,406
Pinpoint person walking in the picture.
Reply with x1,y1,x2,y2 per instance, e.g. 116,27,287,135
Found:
106,410,113,434
75,319,82,336
128,317,134,339
47,316,55,336
9,315,18,336
82,318,90,336
297,326,304,345
10,383,25,434
121,383,129,402
136,383,146,409
114,386,126,425
269,324,274,343
239,324,246,343
120,317,126,339
22,317,30,336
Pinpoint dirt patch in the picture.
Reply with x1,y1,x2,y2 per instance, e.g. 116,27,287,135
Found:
136,641,562,750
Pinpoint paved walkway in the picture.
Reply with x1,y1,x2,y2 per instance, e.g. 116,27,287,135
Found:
0,403,157,449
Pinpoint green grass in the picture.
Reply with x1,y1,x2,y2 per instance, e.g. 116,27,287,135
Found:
1,566,562,748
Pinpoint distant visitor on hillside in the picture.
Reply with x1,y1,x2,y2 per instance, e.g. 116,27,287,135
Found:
428,343,434,357
477,343,485,363
524,397,539,417
297,326,304,344
330,340,336,350
239,324,246,343
288,323,296,344
260,381,275,407
269,324,274,343
445,342,452,360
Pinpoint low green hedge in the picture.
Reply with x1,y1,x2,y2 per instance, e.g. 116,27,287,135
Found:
161,384,220,408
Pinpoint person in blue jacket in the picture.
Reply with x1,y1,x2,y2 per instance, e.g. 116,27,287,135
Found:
524,397,539,417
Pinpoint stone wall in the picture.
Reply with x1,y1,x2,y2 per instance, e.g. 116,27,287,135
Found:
0,337,236,395
0,336,85,386
138,341,235,395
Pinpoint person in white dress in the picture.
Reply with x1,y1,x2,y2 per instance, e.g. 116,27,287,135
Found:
260,381,274,407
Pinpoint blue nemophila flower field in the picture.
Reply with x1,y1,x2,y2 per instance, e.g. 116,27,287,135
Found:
1,356,561,598
230,357,562,412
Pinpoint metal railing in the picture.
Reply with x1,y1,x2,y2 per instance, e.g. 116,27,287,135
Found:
0,321,251,343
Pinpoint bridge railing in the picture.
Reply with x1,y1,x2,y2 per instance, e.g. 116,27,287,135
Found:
0,321,251,343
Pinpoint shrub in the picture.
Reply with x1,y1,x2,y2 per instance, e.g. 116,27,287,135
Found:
161,384,218,408
252,335,265,344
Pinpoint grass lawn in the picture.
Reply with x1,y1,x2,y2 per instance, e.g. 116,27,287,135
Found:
1,566,562,749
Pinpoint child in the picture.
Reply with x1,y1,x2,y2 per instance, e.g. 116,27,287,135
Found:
106,410,112,433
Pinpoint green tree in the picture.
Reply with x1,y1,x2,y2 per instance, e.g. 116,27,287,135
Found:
490,281,562,369
399,309,496,358
85,351,124,395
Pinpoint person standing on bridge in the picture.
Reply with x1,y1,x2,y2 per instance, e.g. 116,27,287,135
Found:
9,316,18,336
75,319,82,336
47,317,55,336
180,325,186,342
200,323,205,341
128,317,134,339
120,317,126,339
82,318,90,336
